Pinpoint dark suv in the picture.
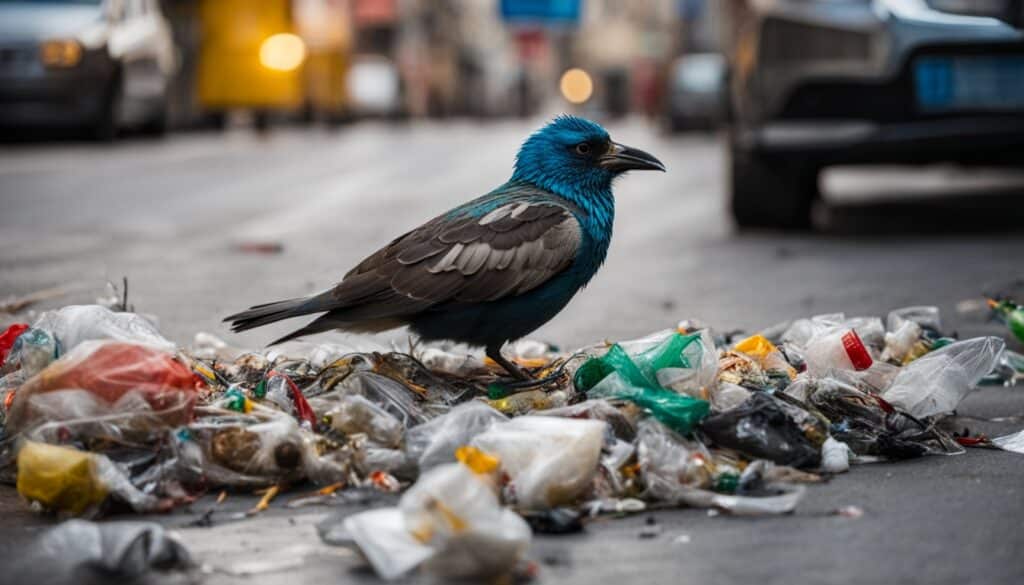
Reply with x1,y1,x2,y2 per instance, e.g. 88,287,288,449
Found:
724,0,1024,228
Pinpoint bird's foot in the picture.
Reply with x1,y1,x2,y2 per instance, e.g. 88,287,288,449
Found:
486,346,532,381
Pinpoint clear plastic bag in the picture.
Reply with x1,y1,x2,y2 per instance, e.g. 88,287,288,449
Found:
3,327,59,378
6,341,201,434
472,415,606,509
341,459,531,580
636,418,711,501
883,336,1005,417
405,402,507,472
324,394,404,448
32,305,175,354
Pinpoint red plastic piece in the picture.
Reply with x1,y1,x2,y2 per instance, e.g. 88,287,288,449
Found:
0,323,29,366
841,330,873,371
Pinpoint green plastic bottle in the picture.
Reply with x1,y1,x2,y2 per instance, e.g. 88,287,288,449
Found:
992,300,1024,344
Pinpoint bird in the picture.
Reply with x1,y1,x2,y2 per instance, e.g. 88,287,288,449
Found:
224,115,665,380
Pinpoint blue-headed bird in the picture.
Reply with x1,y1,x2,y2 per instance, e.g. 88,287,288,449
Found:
224,115,665,379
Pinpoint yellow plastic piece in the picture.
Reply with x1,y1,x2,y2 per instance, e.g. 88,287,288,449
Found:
455,445,500,475
734,334,777,358
16,441,108,515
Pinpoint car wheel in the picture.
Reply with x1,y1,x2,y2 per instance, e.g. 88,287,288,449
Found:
729,142,818,230
90,74,123,142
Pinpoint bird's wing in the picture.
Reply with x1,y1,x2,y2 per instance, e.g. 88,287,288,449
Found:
328,200,582,315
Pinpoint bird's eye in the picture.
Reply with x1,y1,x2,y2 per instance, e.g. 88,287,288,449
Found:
575,142,591,155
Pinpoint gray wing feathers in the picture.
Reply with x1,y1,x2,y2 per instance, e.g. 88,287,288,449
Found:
335,202,581,311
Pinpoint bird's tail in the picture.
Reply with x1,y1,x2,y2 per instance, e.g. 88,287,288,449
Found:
223,296,325,334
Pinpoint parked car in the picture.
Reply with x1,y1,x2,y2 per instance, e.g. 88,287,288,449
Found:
0,0,176,139
724,0,1024,228
664,52,728,132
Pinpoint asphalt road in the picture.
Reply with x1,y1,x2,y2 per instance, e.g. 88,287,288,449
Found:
1,118,1024,585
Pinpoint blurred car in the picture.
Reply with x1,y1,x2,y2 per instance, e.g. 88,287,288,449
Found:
0,0,176,139
664,52,728,132
725,0,1024,228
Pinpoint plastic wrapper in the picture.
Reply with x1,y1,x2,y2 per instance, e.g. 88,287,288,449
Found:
537,398,638,440
636,418,713,500
32,304,175,353
487,388,568,415
732,334,796,381
820,437,851,473
0,322,29,366
3,327,59,378
655,330,719,396
324,394,404,447
16,441,157,515
6,519,193,585
883,336,1005,418
405,402,507,471
6,341,201,434
708,382,752,412
588,372,710,435
472,415,606,509
574,331,702,394
340,458,530,580
173,414,351,487
783,313,884,352
700,393,822,468
886,306,942,335
991,429,1024,454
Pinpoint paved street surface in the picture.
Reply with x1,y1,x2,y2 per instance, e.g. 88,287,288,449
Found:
2,118,1024,584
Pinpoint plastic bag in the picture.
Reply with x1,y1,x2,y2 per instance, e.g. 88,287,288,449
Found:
32,305,175,353
324,394,404,447
3,327,59,378
574,331,702,394
884,337,1005,417
700,393,822,468
6,341,201,433
405,402,507,471
341,458,531,580
537,398,638,440
656,330,719,396
636,418,712,501
173,414,349,487
6,519,193,585
588,372,710,435
472,415,606,509
16,441,157,515
820,437,851,473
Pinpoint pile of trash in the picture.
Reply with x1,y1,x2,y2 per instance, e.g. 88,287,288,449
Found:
2,301,1023,581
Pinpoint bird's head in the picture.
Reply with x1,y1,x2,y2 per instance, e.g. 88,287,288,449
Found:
512,115,665,197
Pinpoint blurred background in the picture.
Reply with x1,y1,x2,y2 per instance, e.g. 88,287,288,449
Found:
2,0,1024,348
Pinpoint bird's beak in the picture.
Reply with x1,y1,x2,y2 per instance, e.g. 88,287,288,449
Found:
598,141,666,172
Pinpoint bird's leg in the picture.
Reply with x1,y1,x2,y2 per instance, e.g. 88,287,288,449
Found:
486,345,531,381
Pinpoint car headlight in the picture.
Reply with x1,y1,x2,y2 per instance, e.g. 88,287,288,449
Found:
259,33,306,72
925,0,1009,18
39,39,82,68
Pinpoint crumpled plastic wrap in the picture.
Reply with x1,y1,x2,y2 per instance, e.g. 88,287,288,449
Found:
338,455,530,580
405,401,507,471
473,416,606,509
6,340,201,434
